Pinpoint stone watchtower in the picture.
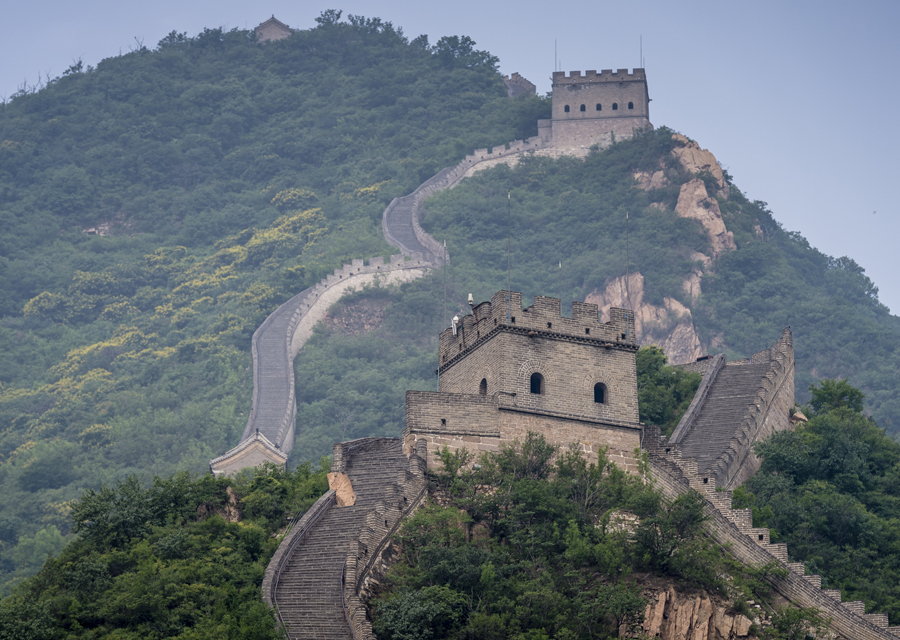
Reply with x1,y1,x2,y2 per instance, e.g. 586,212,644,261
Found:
404,291,643,472
539,69,652,155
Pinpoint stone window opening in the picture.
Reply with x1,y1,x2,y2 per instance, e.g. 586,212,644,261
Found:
479,378,487,395
702,477,709,484
579,104,586,112
441,418,446,426
594,382,607,404
564,105,570,113
547,322,552,329
612,103,618,111
596,103,602,111
758,534,764,541
585,328,590,335
511,316,516,323
628,101,634,109
530,372,544,395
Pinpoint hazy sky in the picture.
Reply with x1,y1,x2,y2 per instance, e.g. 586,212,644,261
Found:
2,1,898,312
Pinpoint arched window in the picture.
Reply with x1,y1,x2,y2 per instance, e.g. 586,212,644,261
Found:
628,101,634,110
594,382,607,404
596,103,602,111
564,105,570,113
579,104,586,112
530,372,544,395
479,378,487,395
612,103,618,111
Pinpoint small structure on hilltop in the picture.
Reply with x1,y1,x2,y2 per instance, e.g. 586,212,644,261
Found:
404,290,643,472
503,72,537,97
255,16,293,43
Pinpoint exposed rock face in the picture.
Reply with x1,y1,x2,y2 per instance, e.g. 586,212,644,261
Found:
671,133,729,196
634,169,669,191
682,251,710,304
675,179,736,257
640,588,758,640
586,273,702,365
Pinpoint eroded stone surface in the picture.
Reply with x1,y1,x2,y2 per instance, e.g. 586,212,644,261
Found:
586,273,702,365
671,133,729,196
634,169,669,190
675,179,736,256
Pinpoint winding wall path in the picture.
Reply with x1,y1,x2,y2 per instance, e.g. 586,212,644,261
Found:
210,132,550,475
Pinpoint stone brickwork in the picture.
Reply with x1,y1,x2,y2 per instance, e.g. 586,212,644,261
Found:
670,329,794,489
646,427,899,639
551,69,652,157
438,291,639,425
403,391,640,472
404,289,642,475
262,438,427,639
503,72,537,97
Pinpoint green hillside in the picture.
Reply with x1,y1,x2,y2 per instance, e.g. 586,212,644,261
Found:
1,8,899,611
0,13,546,590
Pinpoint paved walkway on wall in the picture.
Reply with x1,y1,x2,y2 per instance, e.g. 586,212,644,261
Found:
273,440,407,639
676,363,769,475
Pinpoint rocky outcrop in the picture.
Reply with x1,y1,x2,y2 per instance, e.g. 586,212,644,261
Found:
675,179,736,257
671,133,729,196
586,273,702,365
633,168,669,191
640,588,759,640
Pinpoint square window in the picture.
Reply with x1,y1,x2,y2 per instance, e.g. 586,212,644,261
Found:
585,328,590,335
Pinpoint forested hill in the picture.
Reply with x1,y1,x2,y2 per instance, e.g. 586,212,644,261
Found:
0,9,899,599
0,14,547,590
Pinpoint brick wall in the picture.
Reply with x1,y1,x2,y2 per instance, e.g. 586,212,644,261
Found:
437,291,639,426
405,390,641,472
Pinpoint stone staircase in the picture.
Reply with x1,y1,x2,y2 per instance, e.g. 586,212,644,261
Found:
263,438,427,640
646,428,900,638
677,363,769,475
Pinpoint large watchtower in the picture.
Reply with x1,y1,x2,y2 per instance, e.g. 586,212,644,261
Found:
405,291,643,472
549,69,652,154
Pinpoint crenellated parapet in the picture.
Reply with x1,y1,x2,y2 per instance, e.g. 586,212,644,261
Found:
670,329,794,489
646,427,899,638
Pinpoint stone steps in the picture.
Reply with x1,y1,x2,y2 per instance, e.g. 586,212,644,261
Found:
272,438,411,639
655,442,897,635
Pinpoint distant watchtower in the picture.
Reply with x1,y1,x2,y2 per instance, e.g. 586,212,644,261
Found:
544,69,652,155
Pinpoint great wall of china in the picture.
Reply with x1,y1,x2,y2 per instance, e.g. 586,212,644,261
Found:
203,69,899,638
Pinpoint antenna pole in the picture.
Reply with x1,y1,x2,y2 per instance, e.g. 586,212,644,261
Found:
640,35,642,68
555,40,557,72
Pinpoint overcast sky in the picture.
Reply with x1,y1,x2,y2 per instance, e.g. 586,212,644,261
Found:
2,0,898,312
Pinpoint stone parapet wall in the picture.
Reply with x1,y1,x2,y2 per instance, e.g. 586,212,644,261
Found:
404,390,641,472
261,489,336,611
707,329,794,488
645,427,897,639
342,440,428,640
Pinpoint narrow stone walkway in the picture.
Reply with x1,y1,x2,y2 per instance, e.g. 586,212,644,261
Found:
273,439,407,640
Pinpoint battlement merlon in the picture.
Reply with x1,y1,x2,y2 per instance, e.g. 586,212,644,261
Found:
552,68,647,84
438,290,637,365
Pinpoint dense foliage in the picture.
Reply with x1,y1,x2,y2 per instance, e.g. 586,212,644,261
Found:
0,461,329,639
636,346,701,436
0,14,547,588
736,379,900,624
372,434,713,639
371,433,795,640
